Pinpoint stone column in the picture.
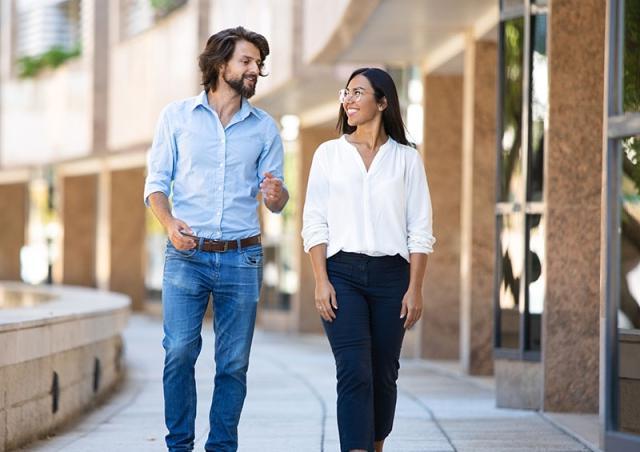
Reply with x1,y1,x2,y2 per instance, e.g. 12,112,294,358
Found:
421,74,463,360
82,0,109,153
295,125,337,333
0,0,17,80
0,182,27,280
61,174,98,287
460,37,497,376
109,167,146,311
542,0,605,413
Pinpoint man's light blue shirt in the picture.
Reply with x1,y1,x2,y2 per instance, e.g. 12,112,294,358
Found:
144,90,284,240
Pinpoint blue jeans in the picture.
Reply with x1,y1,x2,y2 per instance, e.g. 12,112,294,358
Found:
323,251,409,452
162,240,263,452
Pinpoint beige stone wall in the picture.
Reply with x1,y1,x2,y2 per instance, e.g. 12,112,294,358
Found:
421,74,463,360
542,0,605,413
109,168,146,311
495,359,542,410
0,183,26,280
460,39,497,376
61,174,98,287
0,335,124,451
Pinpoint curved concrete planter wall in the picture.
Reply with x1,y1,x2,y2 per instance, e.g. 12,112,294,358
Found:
0,282,130,451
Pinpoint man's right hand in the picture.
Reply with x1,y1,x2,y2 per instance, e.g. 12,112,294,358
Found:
167,218,197,250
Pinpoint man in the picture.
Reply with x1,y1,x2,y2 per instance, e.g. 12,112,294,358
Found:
144,27,288,452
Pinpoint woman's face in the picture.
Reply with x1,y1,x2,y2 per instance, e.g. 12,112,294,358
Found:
342,74,385,128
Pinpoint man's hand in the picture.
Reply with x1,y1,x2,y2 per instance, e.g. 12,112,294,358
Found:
167,218,196,250
260,172,288,212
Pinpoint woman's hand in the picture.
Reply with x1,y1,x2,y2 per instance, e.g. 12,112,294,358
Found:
315,279,338,322
400,286,423,329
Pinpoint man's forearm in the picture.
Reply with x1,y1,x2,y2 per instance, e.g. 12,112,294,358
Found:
265,188,289,213
148,192,174,229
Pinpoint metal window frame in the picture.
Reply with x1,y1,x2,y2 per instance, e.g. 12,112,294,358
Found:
604,0,640,449
494,0,547,361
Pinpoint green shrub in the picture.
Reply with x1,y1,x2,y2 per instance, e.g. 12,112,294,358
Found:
17,44,81,79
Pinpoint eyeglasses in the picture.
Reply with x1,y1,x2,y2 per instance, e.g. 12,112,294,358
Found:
338,88,366,103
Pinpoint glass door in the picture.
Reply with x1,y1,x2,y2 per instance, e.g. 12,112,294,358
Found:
604,0,640,450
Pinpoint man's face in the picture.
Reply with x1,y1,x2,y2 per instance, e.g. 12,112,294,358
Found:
221,40,261,98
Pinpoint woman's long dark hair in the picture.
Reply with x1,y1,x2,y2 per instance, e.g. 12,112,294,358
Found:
336,68,410,146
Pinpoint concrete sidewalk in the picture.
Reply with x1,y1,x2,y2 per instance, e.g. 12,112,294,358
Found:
23,315,596,452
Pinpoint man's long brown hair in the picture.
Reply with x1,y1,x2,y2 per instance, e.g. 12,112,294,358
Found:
198,27,270,93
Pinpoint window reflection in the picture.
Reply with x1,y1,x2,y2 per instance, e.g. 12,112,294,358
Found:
619,135,640,435
500,18,525,203
499,214,523,349
528,15,547,201
526,214,544,351
624,0,640,112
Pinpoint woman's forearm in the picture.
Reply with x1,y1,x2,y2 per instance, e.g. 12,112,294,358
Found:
408,253,428,291
308,244,329,283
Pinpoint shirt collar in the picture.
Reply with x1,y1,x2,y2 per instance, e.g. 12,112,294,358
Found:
191,90,260,120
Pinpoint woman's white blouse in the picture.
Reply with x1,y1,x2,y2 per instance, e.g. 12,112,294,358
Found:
301,135,435,262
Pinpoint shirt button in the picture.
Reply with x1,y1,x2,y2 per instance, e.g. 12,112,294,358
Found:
219,163,223,168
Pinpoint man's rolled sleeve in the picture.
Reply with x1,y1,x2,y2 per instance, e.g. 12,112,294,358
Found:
144,107,176,206
257,119,286,212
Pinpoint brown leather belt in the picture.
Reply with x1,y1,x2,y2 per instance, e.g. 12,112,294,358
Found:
198,234,261,253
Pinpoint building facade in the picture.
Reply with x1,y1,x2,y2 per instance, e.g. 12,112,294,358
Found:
0,0,638,449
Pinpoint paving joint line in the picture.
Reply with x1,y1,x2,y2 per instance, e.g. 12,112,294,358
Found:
536,411,602,452
398,388,458,452
267,354,327,452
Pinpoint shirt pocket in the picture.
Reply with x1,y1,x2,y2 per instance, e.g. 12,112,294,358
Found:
175,129,215,171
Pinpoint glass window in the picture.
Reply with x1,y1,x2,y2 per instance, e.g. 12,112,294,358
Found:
526,214,544,351
528,14,548,201
500,18,525,203
498,214,523,349
624,0,640,112
619,135,640,435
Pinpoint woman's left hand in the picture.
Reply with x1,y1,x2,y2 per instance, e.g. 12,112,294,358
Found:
400,287,423,329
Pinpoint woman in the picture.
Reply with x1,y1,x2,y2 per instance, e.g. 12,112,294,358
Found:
301,67,435,452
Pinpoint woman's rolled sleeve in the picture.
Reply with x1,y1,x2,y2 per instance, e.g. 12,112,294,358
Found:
406,153,436,254
302,147,330,253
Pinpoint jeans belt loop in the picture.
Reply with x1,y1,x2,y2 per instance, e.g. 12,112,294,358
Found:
198,237,204,251
236,238,242,251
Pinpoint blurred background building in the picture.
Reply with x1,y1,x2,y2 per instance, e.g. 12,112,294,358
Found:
0,0,638,450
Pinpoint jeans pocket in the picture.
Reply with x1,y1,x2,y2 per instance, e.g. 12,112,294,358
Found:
240,246,263,267
166,241,198,259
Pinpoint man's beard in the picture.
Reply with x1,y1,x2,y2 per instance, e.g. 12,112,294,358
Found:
223,71,257,98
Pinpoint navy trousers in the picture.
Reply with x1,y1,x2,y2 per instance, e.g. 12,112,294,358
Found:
323,251,409,452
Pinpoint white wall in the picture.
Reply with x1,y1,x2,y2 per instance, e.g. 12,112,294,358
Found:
1,58,91,167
